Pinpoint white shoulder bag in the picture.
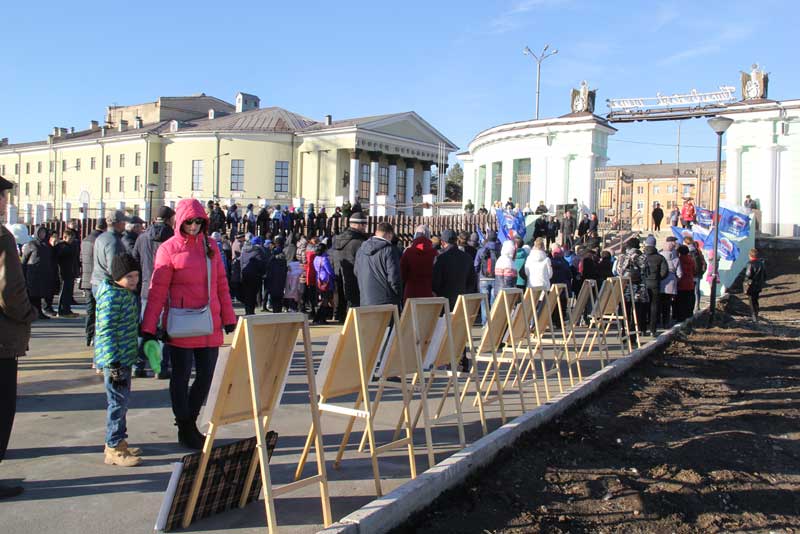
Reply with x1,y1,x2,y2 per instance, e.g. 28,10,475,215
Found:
166,241,214,339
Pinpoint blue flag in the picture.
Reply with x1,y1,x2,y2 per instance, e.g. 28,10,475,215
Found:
695,206,714,227
718,207,751,238
475,225,485,245
672,225,739,262
495,208,527,242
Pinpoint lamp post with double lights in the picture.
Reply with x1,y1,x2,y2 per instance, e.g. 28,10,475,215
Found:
706,115,734,325
523,44,558,120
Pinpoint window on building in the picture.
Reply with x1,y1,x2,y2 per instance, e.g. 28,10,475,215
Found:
25,183,29,196
135,152,142,166
62,160,67,172
25,162,30,174
105,155,111,169
133,175,140,192
513,158,531,207
75,158,81,171
359,163,370,202
119,154,125,168
37,161,42,173
49,161,54,172
49,181,54,195
653,185,660,194
378,166,389,195
397,169,406,204
274,160,289,193
36,182,41,196
105,177,111,193
14,163,19,175
682,184,692,196
231,159,245,191
152,161,159,174
192,160,203,191
119,176,125,192
491,161,502,203
637,200,644,210
90,157,96,170
61,181,67,195
636,186,644,194
163,161,172,191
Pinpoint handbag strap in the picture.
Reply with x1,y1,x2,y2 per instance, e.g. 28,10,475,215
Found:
205,237,212,307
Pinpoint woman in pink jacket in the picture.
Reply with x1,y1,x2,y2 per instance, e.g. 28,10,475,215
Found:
141,199,236,449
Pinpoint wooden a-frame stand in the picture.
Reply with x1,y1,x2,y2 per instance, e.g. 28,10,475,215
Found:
576,278,621,368
182,314,332,532
295,305,416,497
560,279,598,382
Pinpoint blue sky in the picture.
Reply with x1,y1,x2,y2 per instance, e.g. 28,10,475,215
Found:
1,0,797,166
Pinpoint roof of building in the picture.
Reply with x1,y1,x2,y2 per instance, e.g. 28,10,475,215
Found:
606,160,724,178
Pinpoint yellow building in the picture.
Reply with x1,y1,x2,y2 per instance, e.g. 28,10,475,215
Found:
0,92,457,223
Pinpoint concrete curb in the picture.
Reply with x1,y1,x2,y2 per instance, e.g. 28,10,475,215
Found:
317,310,705,534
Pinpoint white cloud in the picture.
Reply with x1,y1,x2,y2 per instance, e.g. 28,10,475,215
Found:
488,0,569,34
658,26,753,65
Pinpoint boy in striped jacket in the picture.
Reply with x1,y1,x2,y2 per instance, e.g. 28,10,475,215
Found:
95,253,142,467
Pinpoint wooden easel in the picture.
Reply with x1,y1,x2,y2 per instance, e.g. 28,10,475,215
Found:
560,279,598,382
618,275,642,350
516,286,561,399
356,298,464,468
295,305,415,497
471,288,530,416
181,314,331,532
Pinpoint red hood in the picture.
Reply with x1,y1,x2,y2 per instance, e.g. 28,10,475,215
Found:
175,198,209,237
409,236,436,256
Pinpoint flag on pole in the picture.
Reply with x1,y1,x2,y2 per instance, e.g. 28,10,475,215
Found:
695,206,714,227
495,208,527,242
718,207,751,238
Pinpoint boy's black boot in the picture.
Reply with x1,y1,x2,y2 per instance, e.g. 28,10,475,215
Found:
176,419,204,450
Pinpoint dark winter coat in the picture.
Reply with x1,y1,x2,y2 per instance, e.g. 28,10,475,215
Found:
474,239,502,279
400,236,437,301
546,219,560,239
432,245,476,310
80,229,103,290
121,231,139,254
744,258,767,295
256,208,270,236
0,224,37,359
55,237,80,281
643,246,669,290
132,222,174,301
21,226,56,298
266,248,288,296
533,216,548,238
333,227,368,306
550,256,573,294
652,207,664,224
354,236,402,307
577,218,590,238
240,243,267,283
210,208,227,235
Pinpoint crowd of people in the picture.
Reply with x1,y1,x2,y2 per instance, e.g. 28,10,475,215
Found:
0,177,770,488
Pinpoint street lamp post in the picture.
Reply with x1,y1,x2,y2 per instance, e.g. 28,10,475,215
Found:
146,182,158,223
706,115,734,325
523,44,558,120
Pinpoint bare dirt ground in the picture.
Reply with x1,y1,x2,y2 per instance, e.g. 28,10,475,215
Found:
397,247,800,534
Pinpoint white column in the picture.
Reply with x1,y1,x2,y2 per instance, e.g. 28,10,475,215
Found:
560,155,571,207
576,154,595,213
501,158,514,205
404,163,415,216
34,204,44,225
6,204,18,225
724,146,742,207
44,203,54,221
422,164,431,195
348,151,359,204
760,145,778,235
387,159,397,215
62,202,72,221
24,204,32,224
97,201,106,220
369,155,380,212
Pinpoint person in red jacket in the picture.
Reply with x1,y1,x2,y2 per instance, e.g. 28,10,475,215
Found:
400,225,437,303
141,199,237,450
675,244,696,321
681,200,696,229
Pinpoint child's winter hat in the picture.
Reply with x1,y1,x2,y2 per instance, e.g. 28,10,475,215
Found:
111,253,140,281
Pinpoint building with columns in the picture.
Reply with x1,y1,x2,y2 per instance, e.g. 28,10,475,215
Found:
0,92,457,224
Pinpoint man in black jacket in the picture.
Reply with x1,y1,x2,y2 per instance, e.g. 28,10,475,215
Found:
332,211,368,319
121,216,144,254
355,222,402,307
433,229,476,310
80,219,106,345
54,228,80,317
561,211,576,249
643,235,669,336
652,203,664,231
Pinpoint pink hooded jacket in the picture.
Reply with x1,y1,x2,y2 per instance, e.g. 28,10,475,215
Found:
141,199,236,349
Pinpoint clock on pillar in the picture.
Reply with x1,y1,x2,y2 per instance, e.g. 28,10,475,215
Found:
570,80,596,114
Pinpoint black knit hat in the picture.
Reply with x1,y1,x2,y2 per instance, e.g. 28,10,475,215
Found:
111,252,140,282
